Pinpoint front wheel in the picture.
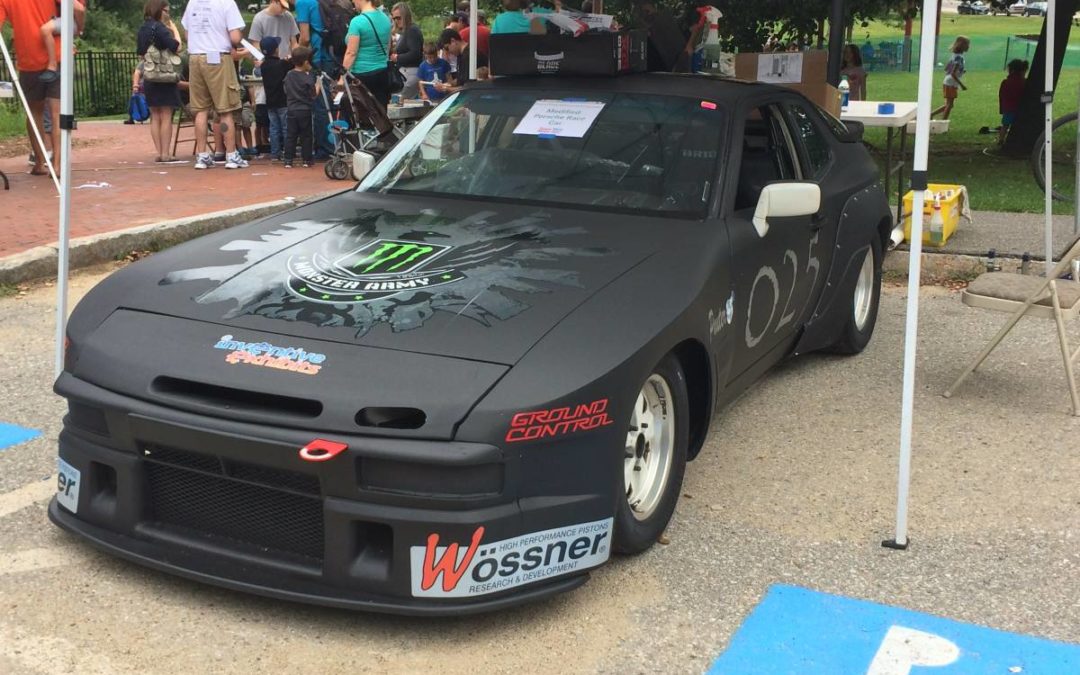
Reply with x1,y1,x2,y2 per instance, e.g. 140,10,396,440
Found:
1030,111,1078,204
828,235,882,355
613,354,688,554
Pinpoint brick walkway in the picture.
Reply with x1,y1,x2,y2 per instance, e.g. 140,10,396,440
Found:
0,121,343,257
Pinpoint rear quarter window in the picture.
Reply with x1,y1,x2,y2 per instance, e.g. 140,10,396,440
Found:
789,104,833,179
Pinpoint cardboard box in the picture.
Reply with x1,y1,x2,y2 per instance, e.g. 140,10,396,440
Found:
489,30,648,77
734,50,838,115
734,50,828,85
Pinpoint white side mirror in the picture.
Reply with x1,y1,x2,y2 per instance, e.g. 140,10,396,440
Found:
352,151,377,181
752,182,822,238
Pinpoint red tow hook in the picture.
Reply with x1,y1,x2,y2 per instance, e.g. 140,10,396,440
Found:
299,439,348,462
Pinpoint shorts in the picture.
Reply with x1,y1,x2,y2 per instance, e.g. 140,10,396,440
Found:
1002,111,1017,127
239,103,255,128
943,85,959,100
188,54,242,114
255,103,270,128
18,70,61,102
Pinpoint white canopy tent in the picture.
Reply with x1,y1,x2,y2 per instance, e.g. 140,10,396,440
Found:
887,0,1059,548
19,0,1063,545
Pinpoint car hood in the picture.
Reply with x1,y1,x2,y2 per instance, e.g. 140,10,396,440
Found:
103,191,665,365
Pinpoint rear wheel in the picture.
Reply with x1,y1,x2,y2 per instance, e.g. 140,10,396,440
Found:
828,235,882,355
613,354,688,554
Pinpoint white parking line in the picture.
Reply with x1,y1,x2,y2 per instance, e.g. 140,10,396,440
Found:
0,548,71,576
0,478,55,519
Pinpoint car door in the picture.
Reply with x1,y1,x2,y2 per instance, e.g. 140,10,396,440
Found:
724,99,820,376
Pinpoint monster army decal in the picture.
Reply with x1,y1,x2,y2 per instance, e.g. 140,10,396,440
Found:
162,209,610,336
287,239,467,304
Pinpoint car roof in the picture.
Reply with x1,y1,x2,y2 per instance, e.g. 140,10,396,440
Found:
469,73,792,104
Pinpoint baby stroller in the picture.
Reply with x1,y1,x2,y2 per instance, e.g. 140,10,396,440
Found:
319,71,396,181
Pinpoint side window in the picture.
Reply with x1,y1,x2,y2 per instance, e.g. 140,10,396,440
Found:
734,104,800,211
788,104,832,179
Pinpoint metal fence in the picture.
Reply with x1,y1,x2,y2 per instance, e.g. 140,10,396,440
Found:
74,51,141,117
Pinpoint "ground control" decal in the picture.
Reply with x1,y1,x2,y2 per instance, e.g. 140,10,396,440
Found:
410,518,613,598
504,399,614,443
214,335,327,375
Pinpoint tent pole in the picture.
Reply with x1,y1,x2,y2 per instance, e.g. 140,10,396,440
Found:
1045,0,1056,272
55,0,75,379
469,0,477,80
884,0,940,552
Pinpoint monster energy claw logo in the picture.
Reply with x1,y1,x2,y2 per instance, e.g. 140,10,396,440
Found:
286,238,467,304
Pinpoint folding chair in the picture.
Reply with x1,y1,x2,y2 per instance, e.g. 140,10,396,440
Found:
172,106,216,157
943,235,1080,416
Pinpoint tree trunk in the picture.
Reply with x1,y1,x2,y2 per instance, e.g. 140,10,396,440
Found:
827,0,846,87
1001,0,1080,157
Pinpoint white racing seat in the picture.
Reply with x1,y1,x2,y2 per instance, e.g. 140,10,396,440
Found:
944,236,1080,416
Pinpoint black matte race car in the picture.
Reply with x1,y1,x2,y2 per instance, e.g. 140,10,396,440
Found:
50,74,891,615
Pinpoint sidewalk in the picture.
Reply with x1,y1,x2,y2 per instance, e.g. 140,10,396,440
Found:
0,121,344,257
900,209,1080,260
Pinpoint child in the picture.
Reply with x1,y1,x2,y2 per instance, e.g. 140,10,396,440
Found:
282,46,320,168
39,1,86,83
841,44,867,102
258,36,290,160
938,36,970,120
417,42,451,103
998,58,1028,145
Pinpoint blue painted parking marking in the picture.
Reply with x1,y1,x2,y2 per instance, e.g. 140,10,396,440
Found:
0,423,41,451
709,584,1080,674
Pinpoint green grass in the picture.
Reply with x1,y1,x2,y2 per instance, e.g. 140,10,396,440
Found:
0,104,25,141
861,14,1060,42
862,70,1080,214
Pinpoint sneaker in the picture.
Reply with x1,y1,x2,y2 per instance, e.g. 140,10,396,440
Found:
225,152,249,169
194,153,214,170
302,162,312,168
283,161,293,168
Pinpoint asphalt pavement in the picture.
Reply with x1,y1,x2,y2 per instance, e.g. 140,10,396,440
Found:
1,265,1078,674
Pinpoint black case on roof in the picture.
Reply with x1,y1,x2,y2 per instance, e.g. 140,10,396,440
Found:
489,30,648,77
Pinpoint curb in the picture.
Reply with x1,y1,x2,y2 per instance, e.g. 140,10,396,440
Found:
0,190,343,286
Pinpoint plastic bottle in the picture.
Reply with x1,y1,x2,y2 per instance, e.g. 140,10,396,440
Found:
1020,252,1031,275
929,199,945,244
986,249,1002,273
839,75,851,111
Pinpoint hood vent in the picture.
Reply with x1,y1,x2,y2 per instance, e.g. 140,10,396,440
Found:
355,407,426,430
151,377,323,420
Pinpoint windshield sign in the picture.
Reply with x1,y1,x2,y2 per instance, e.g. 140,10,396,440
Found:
359,91,725,216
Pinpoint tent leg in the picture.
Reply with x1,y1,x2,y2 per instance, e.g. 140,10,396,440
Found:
1049,282,1080,415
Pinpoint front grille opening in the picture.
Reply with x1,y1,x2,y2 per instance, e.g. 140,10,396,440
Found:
358,458,503,497
350,521,393,582
144,462,324,563
151,377,323,419
355,407,426,430
67,401,109,436
143,446,223,474
226,460,321,496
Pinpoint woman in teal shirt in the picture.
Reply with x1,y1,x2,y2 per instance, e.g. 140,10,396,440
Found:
490,0,554,35
342,0,393,107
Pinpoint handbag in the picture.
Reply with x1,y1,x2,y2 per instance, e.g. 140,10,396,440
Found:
141,23,181,84
362,14,405,94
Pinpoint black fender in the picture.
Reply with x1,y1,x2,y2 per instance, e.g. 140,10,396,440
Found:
792,183,891,356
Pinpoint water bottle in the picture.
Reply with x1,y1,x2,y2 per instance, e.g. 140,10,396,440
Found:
839,75,851,111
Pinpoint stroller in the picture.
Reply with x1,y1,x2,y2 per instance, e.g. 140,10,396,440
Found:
319,71,396,181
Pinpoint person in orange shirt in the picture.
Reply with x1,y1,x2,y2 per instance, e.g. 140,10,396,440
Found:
0,0,76,176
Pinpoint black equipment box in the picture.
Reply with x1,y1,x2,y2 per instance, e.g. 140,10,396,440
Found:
489,30,648,77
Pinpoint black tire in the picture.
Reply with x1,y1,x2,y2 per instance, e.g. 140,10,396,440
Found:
828,234,882,355
324,159,336,179
331,159,352,181
613,353,689,555
1030,111,1077,204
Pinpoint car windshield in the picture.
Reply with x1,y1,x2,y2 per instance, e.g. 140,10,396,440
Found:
358,90,726,217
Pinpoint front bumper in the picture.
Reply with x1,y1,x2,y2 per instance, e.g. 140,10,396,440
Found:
51,373,613,615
